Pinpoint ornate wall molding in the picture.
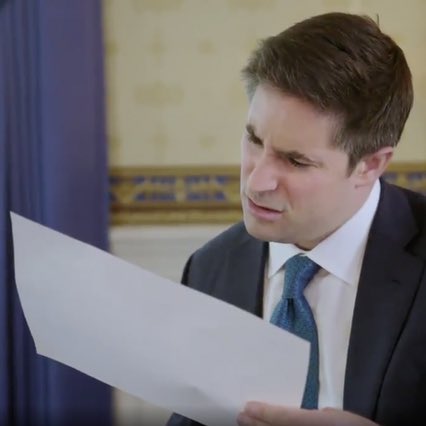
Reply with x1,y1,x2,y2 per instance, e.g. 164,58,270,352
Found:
110,163,426,225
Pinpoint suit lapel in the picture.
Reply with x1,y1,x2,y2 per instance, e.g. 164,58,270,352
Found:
344,182,424,417
220,234,267,317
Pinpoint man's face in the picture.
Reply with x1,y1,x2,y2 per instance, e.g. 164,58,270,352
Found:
240,84,363,249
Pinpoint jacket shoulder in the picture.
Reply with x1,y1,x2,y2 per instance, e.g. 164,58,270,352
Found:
194,221,251,258
403,187,426,254
403,188,426,227
181,221,259,291
388,183,426,257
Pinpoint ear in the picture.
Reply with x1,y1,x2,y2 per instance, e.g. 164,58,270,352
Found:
353,147,394,187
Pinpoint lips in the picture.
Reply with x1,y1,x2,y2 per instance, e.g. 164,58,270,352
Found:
250,200,282,212
246,197,284,221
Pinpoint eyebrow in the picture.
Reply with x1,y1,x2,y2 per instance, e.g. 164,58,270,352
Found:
245,123,320,165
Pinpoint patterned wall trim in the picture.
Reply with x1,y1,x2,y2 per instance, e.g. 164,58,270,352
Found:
110,163,426,225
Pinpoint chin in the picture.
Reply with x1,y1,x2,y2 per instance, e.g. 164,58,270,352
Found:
243,216,284,243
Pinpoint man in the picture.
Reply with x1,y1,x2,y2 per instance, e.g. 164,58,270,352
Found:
167,12,426,426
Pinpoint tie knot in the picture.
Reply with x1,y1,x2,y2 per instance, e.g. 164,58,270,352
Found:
283,254,320,299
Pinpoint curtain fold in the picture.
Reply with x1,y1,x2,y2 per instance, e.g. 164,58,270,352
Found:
0,0,112,424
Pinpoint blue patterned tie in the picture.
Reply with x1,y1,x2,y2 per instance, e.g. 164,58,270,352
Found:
270,254,320,409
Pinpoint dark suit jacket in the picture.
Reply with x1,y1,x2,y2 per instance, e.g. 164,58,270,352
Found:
167,181,426,426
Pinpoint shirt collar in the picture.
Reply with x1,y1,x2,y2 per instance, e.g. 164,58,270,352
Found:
268,179,381,285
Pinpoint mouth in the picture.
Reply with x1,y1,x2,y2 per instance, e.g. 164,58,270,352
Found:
246,197,284,221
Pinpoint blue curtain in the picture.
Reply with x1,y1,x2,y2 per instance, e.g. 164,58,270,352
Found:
0,0,112,424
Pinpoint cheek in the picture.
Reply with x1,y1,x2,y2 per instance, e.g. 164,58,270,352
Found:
305,178,350,213
240,144,255,179
284,176,335,209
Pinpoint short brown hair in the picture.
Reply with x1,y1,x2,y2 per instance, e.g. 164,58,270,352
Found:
241,12,413,170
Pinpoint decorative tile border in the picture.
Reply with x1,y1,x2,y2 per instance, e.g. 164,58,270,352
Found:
110,163,426,225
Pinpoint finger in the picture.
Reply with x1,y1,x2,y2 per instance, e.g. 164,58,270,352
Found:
241,401,295,424
247,405,374,426
241,402,337,426
237,411,270,426
240,402,379,426
319,408,379,426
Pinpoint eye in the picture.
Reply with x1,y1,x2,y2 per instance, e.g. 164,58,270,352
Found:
288,157,309,168
246,131,262,147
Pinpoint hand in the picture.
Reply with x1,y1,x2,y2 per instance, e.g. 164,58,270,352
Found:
237,402,379,426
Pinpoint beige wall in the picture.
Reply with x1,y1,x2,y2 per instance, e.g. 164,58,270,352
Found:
103,0,426,167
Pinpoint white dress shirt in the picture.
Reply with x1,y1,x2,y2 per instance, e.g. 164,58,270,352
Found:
263,180,381,409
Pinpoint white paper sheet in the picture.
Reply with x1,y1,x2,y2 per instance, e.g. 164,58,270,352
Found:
11,212,309,426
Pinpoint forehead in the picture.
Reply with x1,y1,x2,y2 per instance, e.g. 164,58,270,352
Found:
247,84,338,150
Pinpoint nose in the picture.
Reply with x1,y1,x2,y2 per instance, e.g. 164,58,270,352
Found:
246,155,278,193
